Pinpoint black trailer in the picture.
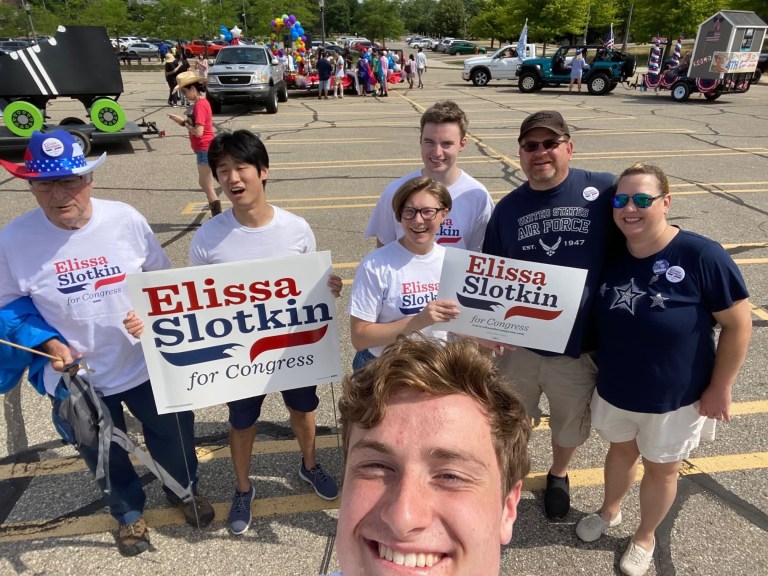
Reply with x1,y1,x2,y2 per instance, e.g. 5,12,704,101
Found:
0,120,144,156
0,25,129,136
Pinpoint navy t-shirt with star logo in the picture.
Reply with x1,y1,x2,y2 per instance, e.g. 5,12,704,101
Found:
595,229,748,414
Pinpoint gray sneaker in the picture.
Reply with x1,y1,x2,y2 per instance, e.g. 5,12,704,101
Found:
299,459,339,501
576,510,622,542
228,484,256,535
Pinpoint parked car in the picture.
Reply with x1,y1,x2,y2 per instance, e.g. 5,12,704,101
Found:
410,38,433,49
436,38,455,52
352,40,381,51
517,44,636,95
124,42,159,58
182,40,226,58
447,40,486,55
206,45,287,114
462,43,538,86
0,40,29,51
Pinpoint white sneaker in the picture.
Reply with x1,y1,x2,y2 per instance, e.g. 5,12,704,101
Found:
620,540,655,576
576,510,622,542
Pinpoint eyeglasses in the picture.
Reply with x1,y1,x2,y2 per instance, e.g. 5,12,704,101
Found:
519,138,568,153
401,206,443,220
30,176,87,193
611,193,666,209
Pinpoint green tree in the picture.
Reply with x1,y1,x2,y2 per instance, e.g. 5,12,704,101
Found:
431,0,466,38
356,0,404,45
400,0,436,36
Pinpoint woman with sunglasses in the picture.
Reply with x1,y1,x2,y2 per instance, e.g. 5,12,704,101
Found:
349,176,460,369
576,163,751,576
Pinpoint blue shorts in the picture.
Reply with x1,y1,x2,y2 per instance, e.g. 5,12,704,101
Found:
319,79,331,90
227,386,320,430
195,150,208,165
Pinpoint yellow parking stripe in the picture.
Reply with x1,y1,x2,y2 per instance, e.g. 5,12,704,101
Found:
3,403,766,483
1,452,766,542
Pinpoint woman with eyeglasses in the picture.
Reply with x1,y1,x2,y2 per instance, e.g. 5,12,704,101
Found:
349,176,460,370
576,163,751,576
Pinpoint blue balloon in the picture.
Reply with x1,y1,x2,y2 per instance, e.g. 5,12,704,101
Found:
219,25,233,41
291,30,299,40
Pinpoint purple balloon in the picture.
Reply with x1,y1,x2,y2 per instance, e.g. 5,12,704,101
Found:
278,49,284,56
301,35,307,42
271,19,276,27
289,14,296,24
283,17,289,25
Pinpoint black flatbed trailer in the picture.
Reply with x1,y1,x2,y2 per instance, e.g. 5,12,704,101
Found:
0,120,144,155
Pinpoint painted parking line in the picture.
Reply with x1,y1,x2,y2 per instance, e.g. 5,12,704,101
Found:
181,181,768,215
1,451,766,543
3,402,767,483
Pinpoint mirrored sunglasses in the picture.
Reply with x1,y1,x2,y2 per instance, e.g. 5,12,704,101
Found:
611,193,665,209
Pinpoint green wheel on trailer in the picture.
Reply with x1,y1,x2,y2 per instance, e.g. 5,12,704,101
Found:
3,101,44,137
89,98,126,133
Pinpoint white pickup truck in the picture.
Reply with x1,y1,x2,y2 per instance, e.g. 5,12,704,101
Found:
461,43,537,86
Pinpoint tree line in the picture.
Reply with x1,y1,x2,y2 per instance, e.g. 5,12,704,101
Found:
1,0,765,51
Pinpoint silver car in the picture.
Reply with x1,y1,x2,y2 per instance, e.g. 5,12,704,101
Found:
124,42,159,57
206,45,288,114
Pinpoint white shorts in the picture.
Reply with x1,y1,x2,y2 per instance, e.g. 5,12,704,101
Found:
591,391,706,463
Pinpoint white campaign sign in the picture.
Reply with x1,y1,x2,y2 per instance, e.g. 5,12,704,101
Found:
127,251,343,414
437,249,588,353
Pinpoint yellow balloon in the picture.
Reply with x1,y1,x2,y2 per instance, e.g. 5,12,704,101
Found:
296,56,302,62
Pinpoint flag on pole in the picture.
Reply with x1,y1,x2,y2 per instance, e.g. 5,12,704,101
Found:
517,19,528,60
603,23,614,49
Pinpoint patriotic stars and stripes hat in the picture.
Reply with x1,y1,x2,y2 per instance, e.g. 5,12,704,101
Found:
0,129,106,180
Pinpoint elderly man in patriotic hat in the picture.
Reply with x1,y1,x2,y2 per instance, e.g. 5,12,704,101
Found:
0,130,214,556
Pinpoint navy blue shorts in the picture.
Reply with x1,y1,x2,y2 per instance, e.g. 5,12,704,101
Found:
227,386,319,430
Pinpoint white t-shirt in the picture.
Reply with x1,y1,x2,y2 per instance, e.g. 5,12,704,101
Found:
349,241,446,357
335,54,345,78
415,51,427,70
364,169,493,252
0,199,170,396
189,207,315,266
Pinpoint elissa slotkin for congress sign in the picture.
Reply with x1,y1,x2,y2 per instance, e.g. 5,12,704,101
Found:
127,252,342,414
437,249,587,353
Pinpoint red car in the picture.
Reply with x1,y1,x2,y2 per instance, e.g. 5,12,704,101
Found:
182,40,226,58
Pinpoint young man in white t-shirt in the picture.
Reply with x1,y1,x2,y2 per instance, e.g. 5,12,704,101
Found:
192,130,341,536
364,100,493,253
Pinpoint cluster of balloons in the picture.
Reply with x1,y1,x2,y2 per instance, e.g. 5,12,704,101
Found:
218,24,242,42
268,14,308,63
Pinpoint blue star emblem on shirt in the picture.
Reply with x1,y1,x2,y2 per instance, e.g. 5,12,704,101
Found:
650,293,669,309
610,278,646,315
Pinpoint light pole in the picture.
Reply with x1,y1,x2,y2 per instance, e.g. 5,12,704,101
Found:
318,0,326,48
241,0,247,38
22,2,38,45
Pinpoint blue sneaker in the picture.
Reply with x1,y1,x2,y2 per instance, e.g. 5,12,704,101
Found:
299,459,339,501
228,484,255,535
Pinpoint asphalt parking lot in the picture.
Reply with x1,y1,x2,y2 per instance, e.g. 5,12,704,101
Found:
0,47,767,575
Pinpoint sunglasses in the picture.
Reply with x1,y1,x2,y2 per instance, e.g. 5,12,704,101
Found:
519,138,568,153
611,193,665,209
401,207,443,221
